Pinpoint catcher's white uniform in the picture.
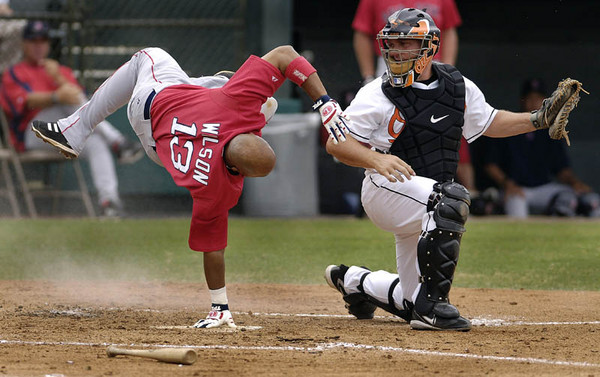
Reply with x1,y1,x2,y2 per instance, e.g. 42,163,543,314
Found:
341,76,497,311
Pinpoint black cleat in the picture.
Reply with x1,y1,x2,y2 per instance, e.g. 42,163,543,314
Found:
325,264,376,320
325,264,349,295
31,120,78,159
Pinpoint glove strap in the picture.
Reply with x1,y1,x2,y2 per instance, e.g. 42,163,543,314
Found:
530,110,542,129
312,95,332,112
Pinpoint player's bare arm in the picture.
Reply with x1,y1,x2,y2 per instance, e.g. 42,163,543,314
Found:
26,83,81,109
483,110,535,138
353,30,377,82
326,136,415,183
439,28,459,65
261,45,349,144
261,45,325,100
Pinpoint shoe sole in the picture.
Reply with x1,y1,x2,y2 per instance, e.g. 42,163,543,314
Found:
31,124,78,159
324,265,339,291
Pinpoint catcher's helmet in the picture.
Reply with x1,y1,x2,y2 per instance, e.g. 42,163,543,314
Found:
377,8,440,87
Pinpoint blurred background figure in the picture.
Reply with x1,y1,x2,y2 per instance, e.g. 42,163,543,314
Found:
0,0,25,74
0,20,144,217
483,78,600,218
351,0,461,85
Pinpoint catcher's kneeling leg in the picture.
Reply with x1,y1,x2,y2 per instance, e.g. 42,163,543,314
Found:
343,292,378,320
411,182,472,331
345,269,413,322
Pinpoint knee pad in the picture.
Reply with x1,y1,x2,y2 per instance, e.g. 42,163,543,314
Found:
432,182,470,232
549,190,577,217
578,192,600,217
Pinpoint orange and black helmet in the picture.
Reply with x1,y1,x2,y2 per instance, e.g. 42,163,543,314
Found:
377,8,440,87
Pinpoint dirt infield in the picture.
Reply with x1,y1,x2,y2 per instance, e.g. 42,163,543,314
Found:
0,280,598,376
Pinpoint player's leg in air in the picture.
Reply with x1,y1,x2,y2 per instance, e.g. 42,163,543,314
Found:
325,179,472,331
31,47,190,163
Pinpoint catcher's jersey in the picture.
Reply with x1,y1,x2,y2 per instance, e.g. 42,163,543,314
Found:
150,55,284,252
345,75,497,153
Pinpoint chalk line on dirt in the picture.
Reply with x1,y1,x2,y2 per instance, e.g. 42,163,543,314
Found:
1,339,598,369
235,311,600,327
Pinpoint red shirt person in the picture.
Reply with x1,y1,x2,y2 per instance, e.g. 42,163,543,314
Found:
0,21,82,151
150,56,286,252
31,45,349,328
2,20,143,215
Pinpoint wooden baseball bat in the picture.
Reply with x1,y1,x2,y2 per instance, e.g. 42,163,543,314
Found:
106,346,197,365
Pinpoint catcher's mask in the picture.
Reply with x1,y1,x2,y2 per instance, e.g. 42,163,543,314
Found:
377,8,440,88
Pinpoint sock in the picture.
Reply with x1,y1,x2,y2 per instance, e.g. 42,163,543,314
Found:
209,287,228,309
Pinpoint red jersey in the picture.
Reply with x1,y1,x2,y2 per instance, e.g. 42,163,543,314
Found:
150,55,284,252
0,61,80,151
352,0,462,59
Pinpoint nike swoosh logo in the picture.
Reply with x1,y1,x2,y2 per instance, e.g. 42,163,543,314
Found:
430,114,450,123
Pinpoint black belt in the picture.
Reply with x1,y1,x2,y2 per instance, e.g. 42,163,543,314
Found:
143,89,157,120
375,148,389,154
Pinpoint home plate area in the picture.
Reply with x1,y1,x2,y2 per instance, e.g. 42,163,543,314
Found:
0,281,598,376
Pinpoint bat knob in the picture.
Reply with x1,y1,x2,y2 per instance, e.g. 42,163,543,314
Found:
106,346,118,357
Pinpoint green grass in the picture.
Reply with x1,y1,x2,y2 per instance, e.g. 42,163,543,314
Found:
0,217,598,290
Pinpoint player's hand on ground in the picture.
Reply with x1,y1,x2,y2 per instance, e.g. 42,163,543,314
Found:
373,154,415,183
313,96,350,144
192,306,237,329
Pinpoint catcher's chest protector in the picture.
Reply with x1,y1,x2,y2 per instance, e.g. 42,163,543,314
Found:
383,63,465,182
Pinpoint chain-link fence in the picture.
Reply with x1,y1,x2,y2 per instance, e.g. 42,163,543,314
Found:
4,0,247,91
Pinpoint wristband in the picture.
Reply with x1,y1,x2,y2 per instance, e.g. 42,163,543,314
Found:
312,95,332,111
284,56,316,86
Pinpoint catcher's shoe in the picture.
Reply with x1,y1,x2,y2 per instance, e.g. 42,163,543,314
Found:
31,120,78,159
410,294,471,332
325,264,376,320
410,309,471,331
192,304,237,329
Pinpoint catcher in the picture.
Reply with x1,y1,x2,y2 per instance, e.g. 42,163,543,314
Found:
324,8,587,331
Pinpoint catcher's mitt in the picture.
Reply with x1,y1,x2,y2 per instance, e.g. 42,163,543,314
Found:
530,78,589,146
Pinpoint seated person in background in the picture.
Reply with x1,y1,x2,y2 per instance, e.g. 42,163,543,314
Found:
484,78,599,218
0,20,144,216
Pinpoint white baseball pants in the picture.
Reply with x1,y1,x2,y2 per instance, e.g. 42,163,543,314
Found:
57,48,228,167
343,169,438,313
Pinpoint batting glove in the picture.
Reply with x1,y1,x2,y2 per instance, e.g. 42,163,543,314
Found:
261,96,278,123
192,304,237,329
312,95,350,144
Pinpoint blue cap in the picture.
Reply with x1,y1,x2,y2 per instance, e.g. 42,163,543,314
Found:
23,20,50,40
